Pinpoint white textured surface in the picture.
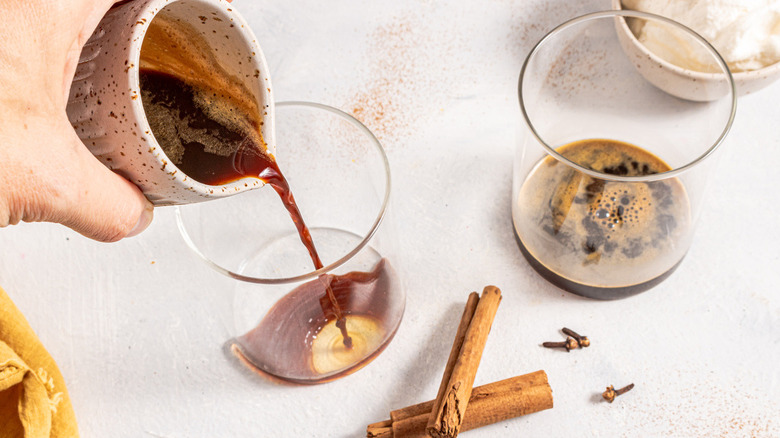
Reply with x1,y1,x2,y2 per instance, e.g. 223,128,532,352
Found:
1,0,778,436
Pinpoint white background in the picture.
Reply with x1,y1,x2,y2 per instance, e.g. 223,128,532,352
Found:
1,0,778,436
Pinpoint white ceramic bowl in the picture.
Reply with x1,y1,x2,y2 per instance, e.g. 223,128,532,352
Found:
612,0,780,100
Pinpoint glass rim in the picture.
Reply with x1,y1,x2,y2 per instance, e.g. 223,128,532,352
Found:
517,10,737,183
176,100,392,285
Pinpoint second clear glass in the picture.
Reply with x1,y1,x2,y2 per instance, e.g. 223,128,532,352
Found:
513,11,736,299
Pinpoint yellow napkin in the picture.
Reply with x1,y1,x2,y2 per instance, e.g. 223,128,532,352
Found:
0,287,78,438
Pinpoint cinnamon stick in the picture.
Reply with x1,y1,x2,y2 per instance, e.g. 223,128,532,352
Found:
427,286,502,438
417,292,479,421
370,292,479,435
366,371,553,438
367,425,392,438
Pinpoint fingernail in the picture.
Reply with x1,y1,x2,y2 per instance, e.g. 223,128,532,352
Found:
126,202,154,238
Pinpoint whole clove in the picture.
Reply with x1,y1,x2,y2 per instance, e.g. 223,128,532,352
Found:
602,383,634,403
561,327,590,348
541,337,579,352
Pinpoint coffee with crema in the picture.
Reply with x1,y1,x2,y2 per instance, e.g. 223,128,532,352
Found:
513,139,690,298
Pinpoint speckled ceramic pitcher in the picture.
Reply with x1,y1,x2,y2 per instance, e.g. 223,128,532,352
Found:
66,0,274,205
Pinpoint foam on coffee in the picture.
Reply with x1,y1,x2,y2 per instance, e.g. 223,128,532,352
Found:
513,139,690,291
139,12,266,165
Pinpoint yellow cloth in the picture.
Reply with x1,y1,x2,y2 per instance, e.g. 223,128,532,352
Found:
0,287,78,438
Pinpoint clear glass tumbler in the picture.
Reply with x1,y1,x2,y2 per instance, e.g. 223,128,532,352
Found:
513,11,736,299
176,101,404,383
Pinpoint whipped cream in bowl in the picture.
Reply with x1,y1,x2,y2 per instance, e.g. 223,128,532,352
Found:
613,0,780,98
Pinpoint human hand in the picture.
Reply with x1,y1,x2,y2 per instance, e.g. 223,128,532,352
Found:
0,0,153,242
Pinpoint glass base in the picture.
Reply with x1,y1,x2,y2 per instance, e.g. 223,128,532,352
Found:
230,320,400,385
514,231,684,300
230,228,403,384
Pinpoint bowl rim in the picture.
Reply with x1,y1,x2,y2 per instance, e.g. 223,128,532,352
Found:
518,9,737,183
612,0,780,78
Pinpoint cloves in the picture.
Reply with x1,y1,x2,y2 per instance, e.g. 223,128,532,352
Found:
542,336,579,352
562,327,590,347
602,383,634,403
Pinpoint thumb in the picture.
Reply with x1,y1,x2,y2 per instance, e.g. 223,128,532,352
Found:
52,131,154,242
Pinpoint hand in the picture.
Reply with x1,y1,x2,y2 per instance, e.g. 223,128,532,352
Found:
0,0,153,242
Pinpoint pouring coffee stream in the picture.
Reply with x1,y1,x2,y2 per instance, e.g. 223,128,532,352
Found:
65,0,387,382
253,152,354,349
136,11,355,349
139,66,354,349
